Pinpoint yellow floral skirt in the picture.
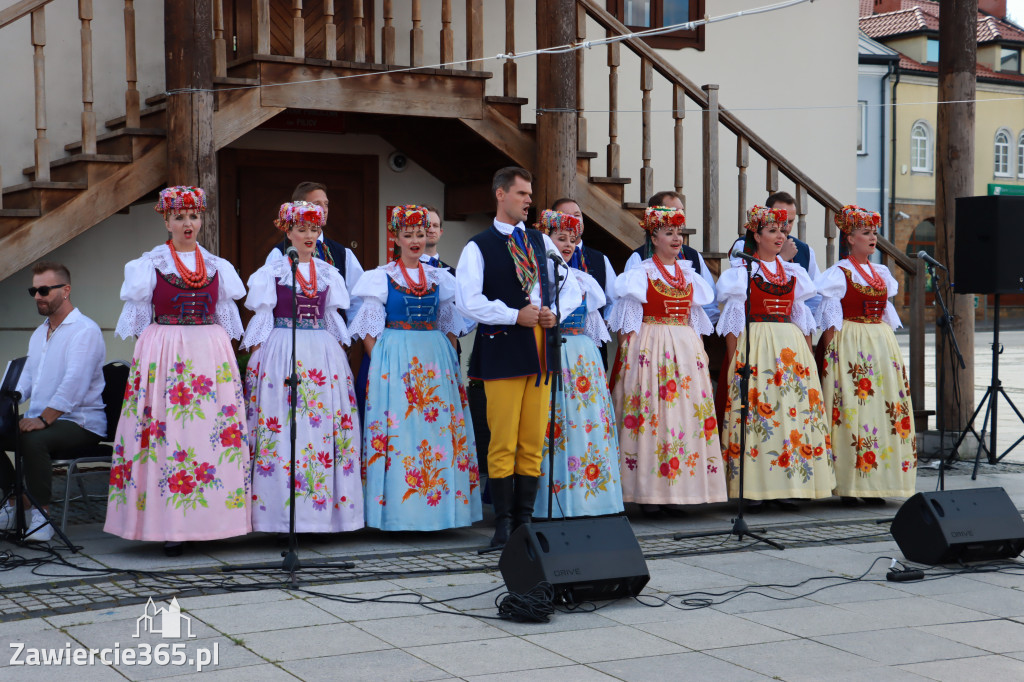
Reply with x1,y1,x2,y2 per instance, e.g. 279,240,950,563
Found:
822,321,917,497
721,322,835,500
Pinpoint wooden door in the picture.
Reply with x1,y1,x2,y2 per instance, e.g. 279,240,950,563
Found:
219,148,379,284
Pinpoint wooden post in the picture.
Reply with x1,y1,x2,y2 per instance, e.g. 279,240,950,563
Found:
673,85,685,201
440,0,453,68
292,0,305,58
466,0,483,70
213,0,226,76
911,257,926,425
606,40,619,177
124,0,140,128
381,0,394,64
935,0,976,434
736,136,748,236
765,159,778,195
639,59,653,202
795,184,807,242
410,0,423,67
255,0,270,55
32,8,49,182
702,84,720,256
80,0,97,156
824,206,836,267
324,0,336,60
503,0,516,95
535,0,577,211
575,4,586,152
166,0,218,253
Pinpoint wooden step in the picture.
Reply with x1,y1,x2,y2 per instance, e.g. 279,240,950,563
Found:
22,154,132,183
145,93,167,107
65,128,165,157
214,76,259,87
576,150,598,175
105,103,166,131
0,208,41,218
520,122,536,132
1,181,87,212
589,176,633,204
484,95,529,126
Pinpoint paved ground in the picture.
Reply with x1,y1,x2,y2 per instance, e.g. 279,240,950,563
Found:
1,329,1022,680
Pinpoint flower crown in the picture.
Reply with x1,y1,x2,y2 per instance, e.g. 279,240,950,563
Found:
834,204,881,234
535,210,583,239
388,204,430,236
273,201,326,231
744,205,788,232
642,206,686,233
155,186,206,214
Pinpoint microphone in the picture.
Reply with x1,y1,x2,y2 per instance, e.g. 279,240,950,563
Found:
916,250,947,271
547,249,565,264
731,247,758,265
285,246,299,265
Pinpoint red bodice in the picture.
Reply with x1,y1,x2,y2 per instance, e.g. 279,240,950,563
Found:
748,275,795,323
840,267,887,323
153,271,219,325
641,276,692,325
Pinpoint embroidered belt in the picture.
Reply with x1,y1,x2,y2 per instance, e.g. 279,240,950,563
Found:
274,317,324,330
750,314,793,323
386,320,438,331
642,315,690,326
156,314,213,326
844,300,885,324
561,326,586,335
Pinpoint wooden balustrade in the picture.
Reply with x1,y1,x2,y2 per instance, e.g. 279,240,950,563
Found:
213,0,226,76
123,0,139,128
466,0,482,70
701,83,719,254
381,0,394,64
504,0,516,96
606,40,619,177
639,59,653,202
795,184,808,242
673,85,684,199
736,136,748,235
292,0,304,58
79,0,96,155
324,1,337,61
576,4,586,152
410,0,423,67
32,8,48,182
350,0,365,62
441,0,453,69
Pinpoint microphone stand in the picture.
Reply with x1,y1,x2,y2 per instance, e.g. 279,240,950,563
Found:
675,255,783,549
930,264,964,491
281,251,301,580
546,257,566,521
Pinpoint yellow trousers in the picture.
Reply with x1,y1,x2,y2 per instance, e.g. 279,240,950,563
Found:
483,326,550,478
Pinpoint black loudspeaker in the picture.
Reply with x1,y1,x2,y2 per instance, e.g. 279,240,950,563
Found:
890,487,1024,565
954,195,1024,295
498,517,650,602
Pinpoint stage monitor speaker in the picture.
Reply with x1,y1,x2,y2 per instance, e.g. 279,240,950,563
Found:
890,487,1024,565
499,517,650,603
954,195,1024,295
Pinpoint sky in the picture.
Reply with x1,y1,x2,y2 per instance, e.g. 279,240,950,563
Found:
1010,0,1024,25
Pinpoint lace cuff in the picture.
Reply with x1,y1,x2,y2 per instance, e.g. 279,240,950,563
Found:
215,300,244,340
690,306,714,337
883,301,903,330
114,301,152,339
584,309,612,344
439,299,472,337
816,296,843,332
716,300,746,337
607,297,643,335
792,300,816,336
242,310,273,349
323,308,351,345
347,299,386,341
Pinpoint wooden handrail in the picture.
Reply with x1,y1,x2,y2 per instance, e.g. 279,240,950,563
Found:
0,0,55,31
577,0,915,273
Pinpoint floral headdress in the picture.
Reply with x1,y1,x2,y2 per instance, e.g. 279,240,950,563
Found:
155,186,206,214
388,205,430,236
642,206,686,233
744,205,788,232
273,201,326,231
535,210,583,240
834,204,881,234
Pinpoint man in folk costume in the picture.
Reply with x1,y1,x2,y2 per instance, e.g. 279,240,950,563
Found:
456,167,581,549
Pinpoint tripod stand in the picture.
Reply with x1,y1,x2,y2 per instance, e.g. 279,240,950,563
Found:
675,256,782,550
1,388,76,551
950,294,1024,479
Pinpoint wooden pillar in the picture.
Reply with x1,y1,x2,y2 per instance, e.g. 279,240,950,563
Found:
165,0,218,253
535,0,576,211
934,0,976,433
701,84,719,257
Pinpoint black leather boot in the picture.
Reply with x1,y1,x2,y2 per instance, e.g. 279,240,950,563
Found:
488,476,515,549
512,474,540,530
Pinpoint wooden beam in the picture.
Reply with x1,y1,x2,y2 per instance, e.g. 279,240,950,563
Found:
576,170,641,250
535,0,576,212
460,105,536,169
215,88,283,149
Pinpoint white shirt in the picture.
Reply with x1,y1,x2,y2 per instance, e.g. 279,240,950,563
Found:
624,247,720,324
16,308,107,436
576,239,618,320
264,237,364,321
729,236,821,315
456,219,582,325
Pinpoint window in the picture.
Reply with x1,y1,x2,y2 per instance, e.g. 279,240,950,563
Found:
995,129,1012,177
615,0,705,51
926,38,939,63
857,101,868,155
1000,47,1021,73
910,120,932,173
1018,132,1024,178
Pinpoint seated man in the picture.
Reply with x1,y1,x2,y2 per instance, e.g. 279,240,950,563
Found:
1,262,106,541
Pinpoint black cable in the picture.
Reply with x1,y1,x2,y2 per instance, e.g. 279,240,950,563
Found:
496,581,555,622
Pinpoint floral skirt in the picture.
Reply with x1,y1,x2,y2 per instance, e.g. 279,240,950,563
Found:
610,323,726,505
536,334,624,518
104,324,251,541
721,322,835,500
822,321,917,497
363,328,481,530
245,327,363,533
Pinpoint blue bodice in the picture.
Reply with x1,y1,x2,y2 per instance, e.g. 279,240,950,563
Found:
385,277,440,330
560,301,588,336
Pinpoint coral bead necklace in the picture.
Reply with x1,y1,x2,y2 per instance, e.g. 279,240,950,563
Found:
166,239,208,288
653,256,687,289
846,256,885,290
758,256,788,286
294,258,318,298
398,259,430,296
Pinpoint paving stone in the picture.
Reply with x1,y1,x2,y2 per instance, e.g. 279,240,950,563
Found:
238,622,390,661
159,662,296,681
589,651,771,681
464,664,621,681
836,595,994,627
705,638,881,678
928,587,1024,618
814,627,989,664
918,619,1024,654
405,637,575,677
899,654,1024,680
113,636,265,681
188,597,340,634
636,608,798,649
522,624,687,664
280,648,453,681
738,603,891,637
354,612,506,648
305,591,455,622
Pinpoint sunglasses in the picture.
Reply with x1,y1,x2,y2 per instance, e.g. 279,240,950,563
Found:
28,284,68,297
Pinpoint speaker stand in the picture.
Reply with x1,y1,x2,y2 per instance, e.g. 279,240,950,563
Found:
949,294,1024,479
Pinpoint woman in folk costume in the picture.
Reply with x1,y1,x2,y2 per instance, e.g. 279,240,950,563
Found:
349,205,480,531
608,206,726,517
816,205,917,504
717,205,834,509
242,201,363,533
106,186,250,556
533,209,623,518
